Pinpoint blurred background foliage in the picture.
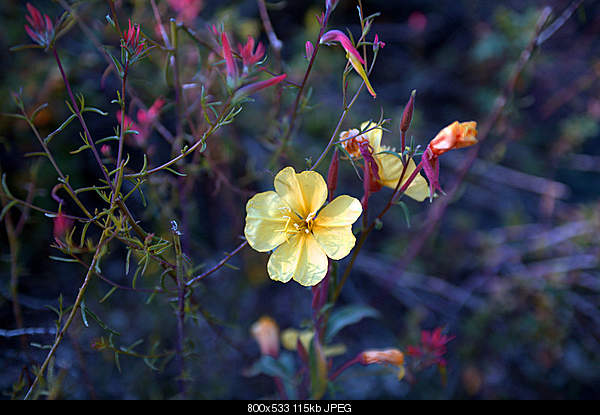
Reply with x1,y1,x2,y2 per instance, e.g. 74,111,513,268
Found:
1,0,599,399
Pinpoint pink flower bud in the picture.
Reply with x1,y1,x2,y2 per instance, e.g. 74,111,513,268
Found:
373,34,386,50
53,212,73,241
305,41,314,60
221,32,238,83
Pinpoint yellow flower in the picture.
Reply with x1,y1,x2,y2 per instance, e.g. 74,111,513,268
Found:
340,121,430,202
281,328,347,357
250,316,280,357
245,167,362,286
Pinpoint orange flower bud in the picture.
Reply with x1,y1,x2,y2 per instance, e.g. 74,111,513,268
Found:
250,316,280,358
428,121,478,157
359,348,404,367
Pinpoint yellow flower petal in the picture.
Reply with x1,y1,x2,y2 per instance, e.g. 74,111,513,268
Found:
312,225,356,260
403,174,430,202
376,153,429,202
281,328,347,357
267,233,328,286
244,191,289,252
281,328,313,351
274,167,327,218
359,121,382,152
312,195,362,260
314,195,363,227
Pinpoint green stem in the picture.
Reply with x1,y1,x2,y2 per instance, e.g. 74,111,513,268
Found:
24,229,111,400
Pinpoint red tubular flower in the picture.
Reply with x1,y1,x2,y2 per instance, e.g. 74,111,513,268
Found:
123,20,141,51
238,36,265,71
24,3,54,48
221,32,238,83
320,30,376,98
136,98,165,125
320,30,364,65
233,73,287,100
407,327,455,368
121,19,148,66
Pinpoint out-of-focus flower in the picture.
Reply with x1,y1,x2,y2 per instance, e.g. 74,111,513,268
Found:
320,30,376,98
167,0,203,25
359,348,406,380
281,328,346,357
136,98,165,126
422,121,478,200
238,36,265,71
53,212,73,242
407,327,455,368
100,144,111,157
251,316,280,358
408,11,428,33
340,121,429,202
244,167,362,286
24,3,55,48
116,98,165,146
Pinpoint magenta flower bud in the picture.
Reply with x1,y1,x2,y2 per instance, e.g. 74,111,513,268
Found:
305,40,315,60
221,32,238,83
373,34,386,51
24,2,55,48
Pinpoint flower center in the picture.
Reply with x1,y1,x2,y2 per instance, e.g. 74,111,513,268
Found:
277,206,316,242
340,129,369,159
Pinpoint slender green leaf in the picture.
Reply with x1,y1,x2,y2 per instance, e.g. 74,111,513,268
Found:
324,305,380,343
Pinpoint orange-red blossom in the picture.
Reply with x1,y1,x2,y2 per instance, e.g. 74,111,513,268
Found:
422,121,478,200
